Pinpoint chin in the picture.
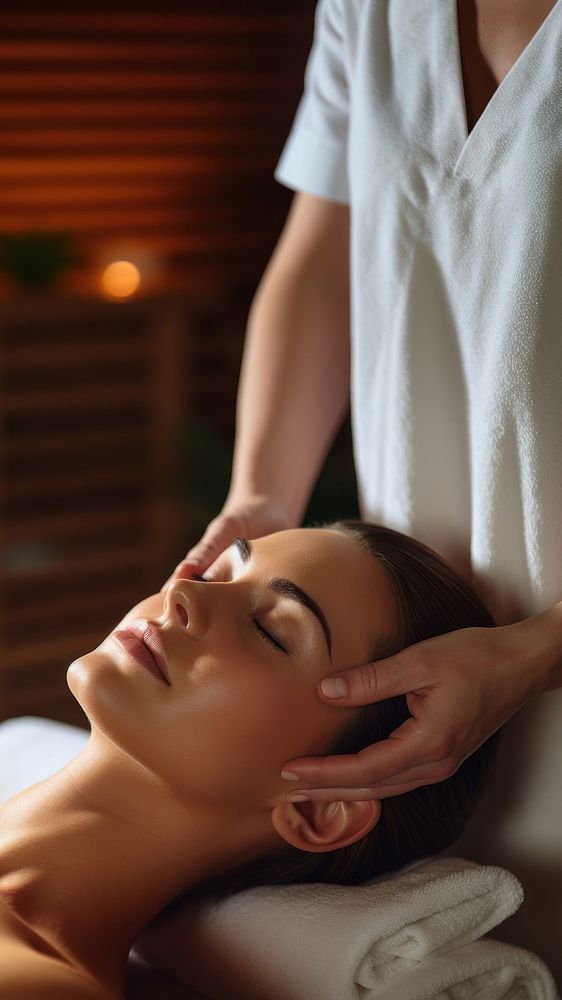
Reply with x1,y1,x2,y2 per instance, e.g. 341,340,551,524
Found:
66,653,89,702
66,648,117,722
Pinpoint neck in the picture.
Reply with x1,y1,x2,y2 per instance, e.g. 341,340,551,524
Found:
0,731,275,997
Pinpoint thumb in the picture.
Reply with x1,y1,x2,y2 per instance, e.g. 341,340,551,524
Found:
160,559,200,594
317,649,423,707
160,520,234,594
184,515,239,572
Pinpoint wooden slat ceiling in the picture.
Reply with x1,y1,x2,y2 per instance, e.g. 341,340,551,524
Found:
0,3,314,294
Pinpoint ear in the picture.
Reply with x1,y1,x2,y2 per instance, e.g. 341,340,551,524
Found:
270,797,382,853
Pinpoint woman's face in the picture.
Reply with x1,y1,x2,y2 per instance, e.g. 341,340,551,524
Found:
67,528,398,812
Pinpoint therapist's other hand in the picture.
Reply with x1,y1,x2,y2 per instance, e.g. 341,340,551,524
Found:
160,494,293,591
281,621,540,800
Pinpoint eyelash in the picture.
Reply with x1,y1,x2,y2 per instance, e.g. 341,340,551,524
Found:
192,572,288,655
250,616,287,654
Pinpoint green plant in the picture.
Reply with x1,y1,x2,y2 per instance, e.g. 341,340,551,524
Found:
0,231,80,290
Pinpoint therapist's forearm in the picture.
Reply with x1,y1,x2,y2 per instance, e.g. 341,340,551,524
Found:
228,262,351,526
513,598,562,696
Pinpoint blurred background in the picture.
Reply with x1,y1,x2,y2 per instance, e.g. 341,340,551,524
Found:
0,0,358,728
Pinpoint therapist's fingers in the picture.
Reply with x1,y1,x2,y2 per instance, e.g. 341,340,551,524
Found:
159,512,242,592
183,497,294,571
285,756,464,802
281,624,527,797
315,646,434,708
160,559,201,593
351,758,463,796
282,715,432,790
185,513,243,574
287,787,379,802
160,497,294,593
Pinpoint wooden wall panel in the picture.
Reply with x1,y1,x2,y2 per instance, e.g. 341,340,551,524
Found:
0,294,188,725
0,4,316,295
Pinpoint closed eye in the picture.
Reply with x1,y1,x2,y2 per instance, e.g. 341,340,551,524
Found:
251,617,287,654
192,572,288,655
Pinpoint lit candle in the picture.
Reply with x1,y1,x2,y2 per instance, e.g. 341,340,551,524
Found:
102,260,141,299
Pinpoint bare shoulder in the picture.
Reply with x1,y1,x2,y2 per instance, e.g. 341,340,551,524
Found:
0,916,112,1000
0,946,110,999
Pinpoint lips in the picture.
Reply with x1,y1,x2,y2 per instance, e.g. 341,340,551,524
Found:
113,619,171,686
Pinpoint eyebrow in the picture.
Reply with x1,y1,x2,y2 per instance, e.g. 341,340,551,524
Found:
233,536,332,660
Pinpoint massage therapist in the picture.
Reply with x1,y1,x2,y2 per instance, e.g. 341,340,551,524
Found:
162,0,562,805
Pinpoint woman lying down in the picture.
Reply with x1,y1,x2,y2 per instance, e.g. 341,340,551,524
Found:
0,520,500,1000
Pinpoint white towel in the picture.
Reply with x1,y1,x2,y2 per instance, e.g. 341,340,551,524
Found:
361,940,559,1000
132,856,532,1000
0,715,89,802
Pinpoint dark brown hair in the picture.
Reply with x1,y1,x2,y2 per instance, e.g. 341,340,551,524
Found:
190,520,500,900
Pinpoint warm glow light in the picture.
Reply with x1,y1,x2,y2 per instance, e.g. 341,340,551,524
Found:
102,260,141,298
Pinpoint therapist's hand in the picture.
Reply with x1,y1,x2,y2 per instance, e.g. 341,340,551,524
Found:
281,619,545,800
160,494,293,591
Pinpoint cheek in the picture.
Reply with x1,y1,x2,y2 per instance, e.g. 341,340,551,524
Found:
167,641,351,810
165,657,340,805
163,654,300,801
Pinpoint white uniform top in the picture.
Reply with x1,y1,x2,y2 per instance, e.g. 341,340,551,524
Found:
274,0,562,626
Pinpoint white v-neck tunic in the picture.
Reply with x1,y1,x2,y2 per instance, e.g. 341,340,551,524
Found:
274,0,562,625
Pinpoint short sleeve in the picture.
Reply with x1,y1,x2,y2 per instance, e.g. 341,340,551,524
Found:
274,0,350,205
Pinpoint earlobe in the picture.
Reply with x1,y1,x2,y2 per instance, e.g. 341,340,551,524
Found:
271,797,382,854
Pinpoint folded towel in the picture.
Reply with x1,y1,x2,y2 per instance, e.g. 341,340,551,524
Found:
132,856,526,1000
363,940,559,1000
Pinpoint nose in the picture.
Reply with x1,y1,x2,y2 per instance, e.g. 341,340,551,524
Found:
163,579,209,637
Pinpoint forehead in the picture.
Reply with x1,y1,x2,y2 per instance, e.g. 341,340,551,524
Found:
249,528,398,668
